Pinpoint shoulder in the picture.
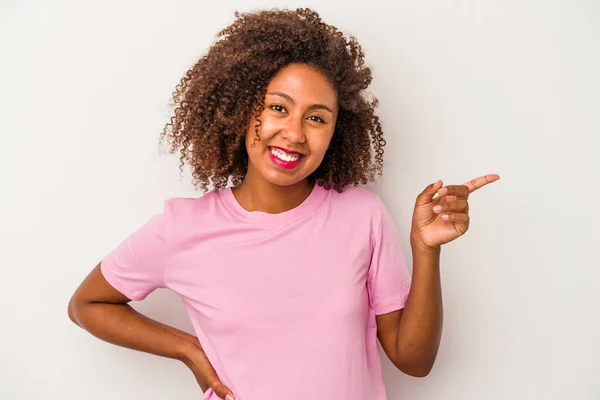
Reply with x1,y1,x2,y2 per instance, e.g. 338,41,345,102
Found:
328,185,384,214
160,190,222,225
324,185,388,232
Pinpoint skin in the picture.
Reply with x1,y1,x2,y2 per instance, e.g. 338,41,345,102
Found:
231,63,338,213
376,174,500,377
68,63,500,400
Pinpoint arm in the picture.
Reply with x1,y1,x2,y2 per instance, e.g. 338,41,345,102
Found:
376,241,442,377
68,262,196,360
376,175,499,377
68,262,233,398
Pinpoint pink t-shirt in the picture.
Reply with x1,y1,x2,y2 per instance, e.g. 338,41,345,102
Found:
101,184,412,400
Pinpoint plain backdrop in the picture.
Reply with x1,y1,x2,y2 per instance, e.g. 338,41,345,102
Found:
1,1,599,399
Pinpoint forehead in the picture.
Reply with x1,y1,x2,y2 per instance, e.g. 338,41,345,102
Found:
266,64,338,108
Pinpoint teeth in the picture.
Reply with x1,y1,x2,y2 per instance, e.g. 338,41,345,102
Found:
270,147,300,162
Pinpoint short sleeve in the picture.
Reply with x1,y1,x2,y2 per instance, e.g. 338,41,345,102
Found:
100,199,171,301
367,197,412,315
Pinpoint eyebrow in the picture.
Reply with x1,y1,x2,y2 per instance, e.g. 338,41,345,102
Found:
267,91,334,114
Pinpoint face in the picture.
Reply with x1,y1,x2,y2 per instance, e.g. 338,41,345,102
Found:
244,63,339,187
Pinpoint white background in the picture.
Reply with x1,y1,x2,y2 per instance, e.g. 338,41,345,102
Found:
1,1,599,399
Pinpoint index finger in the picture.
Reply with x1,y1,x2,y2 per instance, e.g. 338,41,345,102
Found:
463,174,500,193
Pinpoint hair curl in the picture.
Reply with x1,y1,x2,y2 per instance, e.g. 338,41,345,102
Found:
160,7,386,193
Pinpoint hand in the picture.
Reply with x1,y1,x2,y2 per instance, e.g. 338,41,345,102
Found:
181,339,236,400
410,174,500,250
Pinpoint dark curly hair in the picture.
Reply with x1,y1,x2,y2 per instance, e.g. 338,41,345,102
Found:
159,7,386,193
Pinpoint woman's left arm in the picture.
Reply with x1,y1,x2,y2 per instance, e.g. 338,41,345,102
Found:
376,174,500,377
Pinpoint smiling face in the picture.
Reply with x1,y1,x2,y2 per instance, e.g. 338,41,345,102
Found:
244,63,339,188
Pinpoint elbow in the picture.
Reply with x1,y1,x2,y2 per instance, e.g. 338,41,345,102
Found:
394,354,436,378
400,364,433,378
67,296,81,326
393,340,440,378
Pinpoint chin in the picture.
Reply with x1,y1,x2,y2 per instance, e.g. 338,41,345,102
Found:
248,151,321,187
258,162,317,186
263,172,307,187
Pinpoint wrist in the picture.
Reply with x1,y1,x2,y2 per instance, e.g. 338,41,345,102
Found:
176,338,201,365
410,232,441,255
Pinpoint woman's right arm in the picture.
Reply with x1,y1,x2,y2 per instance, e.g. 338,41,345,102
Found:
67,262,235,400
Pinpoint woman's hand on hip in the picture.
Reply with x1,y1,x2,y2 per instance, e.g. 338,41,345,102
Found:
180,338,236,400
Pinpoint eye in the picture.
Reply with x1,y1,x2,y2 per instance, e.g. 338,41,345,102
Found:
270,104,286,113
308,116,326,124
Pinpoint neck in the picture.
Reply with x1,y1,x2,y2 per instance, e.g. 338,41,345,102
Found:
232,170,314,214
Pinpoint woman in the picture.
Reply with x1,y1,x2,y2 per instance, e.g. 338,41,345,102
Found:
68,8,499,400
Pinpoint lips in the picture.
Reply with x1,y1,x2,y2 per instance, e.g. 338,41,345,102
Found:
268,146,305,169
269,146,305,157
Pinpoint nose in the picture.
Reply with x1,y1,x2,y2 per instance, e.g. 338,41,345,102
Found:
281,115,305,144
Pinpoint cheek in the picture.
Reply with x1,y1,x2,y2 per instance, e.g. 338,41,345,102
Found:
244,123,263,151
245,116,278,146
256,118,283,144
308,132,334,155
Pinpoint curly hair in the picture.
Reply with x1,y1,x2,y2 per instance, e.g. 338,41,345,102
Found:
159,7,386,193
